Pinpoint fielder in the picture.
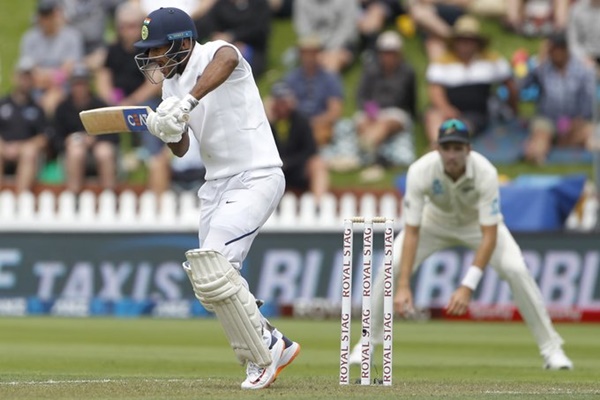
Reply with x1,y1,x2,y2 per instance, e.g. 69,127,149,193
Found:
349,118,573,370
133,7,300,389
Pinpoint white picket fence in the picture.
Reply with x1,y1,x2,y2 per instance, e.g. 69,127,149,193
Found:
0,190,402,232
0,189,596,232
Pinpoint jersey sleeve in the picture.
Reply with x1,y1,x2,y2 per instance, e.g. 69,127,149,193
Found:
205,40,242,61
477,168,502,226
204,40,250,81
403,164,426,226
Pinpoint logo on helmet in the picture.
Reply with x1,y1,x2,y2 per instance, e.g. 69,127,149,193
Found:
141,17,151,40
443,125,456,135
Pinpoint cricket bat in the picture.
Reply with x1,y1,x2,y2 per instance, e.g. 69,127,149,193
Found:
79,106,189,135
79,106,152,135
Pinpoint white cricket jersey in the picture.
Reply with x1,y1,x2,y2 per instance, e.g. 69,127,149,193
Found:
162,41,283,180
402,151,503,227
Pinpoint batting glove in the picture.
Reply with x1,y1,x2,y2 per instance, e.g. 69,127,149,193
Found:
146,111,184,143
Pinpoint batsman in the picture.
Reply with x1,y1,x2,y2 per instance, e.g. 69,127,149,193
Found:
133,7,300,389
349,118,573,371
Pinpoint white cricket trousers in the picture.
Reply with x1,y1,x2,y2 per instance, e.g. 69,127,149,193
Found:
196,167,286,348
197,167,285,269
370,218,564,356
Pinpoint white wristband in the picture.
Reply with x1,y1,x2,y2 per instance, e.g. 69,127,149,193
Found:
182,93,199,111
461,266,483,291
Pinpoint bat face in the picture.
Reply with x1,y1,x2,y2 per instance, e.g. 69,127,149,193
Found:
79,106,152,135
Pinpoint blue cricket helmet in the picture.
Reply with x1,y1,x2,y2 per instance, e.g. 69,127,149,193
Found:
134,7,198,49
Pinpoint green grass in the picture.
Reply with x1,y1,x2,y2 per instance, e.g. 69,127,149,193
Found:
0,317,599,399
0,0,35,93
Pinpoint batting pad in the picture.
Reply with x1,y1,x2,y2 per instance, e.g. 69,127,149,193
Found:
184,249,272,367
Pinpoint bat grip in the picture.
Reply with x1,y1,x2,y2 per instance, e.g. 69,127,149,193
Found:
178,113,190,123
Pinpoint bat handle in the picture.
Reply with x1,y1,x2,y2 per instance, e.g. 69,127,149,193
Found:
178,113,190,123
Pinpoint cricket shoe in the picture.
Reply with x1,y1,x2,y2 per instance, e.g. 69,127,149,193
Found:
241,337,285,389
543,349,574,370
348,342,373,366
275,337,301,379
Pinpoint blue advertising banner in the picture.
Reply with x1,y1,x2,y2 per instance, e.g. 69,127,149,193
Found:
0,232,598,319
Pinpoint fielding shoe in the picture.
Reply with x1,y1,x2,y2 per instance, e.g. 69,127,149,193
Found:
275,339,301,379
348,342,373,366
543,349,574,370
241,338,285,389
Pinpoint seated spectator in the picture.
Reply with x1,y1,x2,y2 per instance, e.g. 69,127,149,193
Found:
131,0,217,40
358,0,406,53
134,0,212,16
0,61,48,193
54,65,119,193
61,0,111,71
18,0,84,116
201,0,272,78
268,82,330,202
424,15,518,148
567,0,600,68
355,30,416,178
408,0,467,61
293,0,359,72
505,0,570,37
283,36,344,147
96,1,170,194
521,32,595,165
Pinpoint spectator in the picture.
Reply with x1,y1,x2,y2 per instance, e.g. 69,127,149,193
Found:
202,0,272,79
283,36,344,147
61,0,111,70
522,32,595,165
408,0,467,61
293,0,360,72
567,0,600,68
358,0,406,53
505,0,571,37
96,1,169,194
268,82,330,202
0,61,48,193
54,65,119,193
131,0,217,40
18,0,84,116
134,0,213,17
424,15,518,148
409,1,510,60
355,30,416,179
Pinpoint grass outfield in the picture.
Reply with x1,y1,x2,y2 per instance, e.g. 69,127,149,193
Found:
0,318,599,399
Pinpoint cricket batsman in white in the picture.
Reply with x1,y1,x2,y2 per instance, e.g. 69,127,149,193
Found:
349,118,573,370
133,7,300,389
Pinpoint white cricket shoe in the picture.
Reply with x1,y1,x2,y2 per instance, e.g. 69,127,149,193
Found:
241,338,285,389
543,349,574,370
348,342,373,366
275,340,301,379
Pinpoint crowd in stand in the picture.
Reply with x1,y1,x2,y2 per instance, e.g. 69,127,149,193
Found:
0,0,598,200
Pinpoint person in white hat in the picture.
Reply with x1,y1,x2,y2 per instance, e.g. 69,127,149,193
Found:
354,30,416,179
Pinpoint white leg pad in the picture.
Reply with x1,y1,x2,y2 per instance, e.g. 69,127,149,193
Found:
184,249,272,367
182,261,215,312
